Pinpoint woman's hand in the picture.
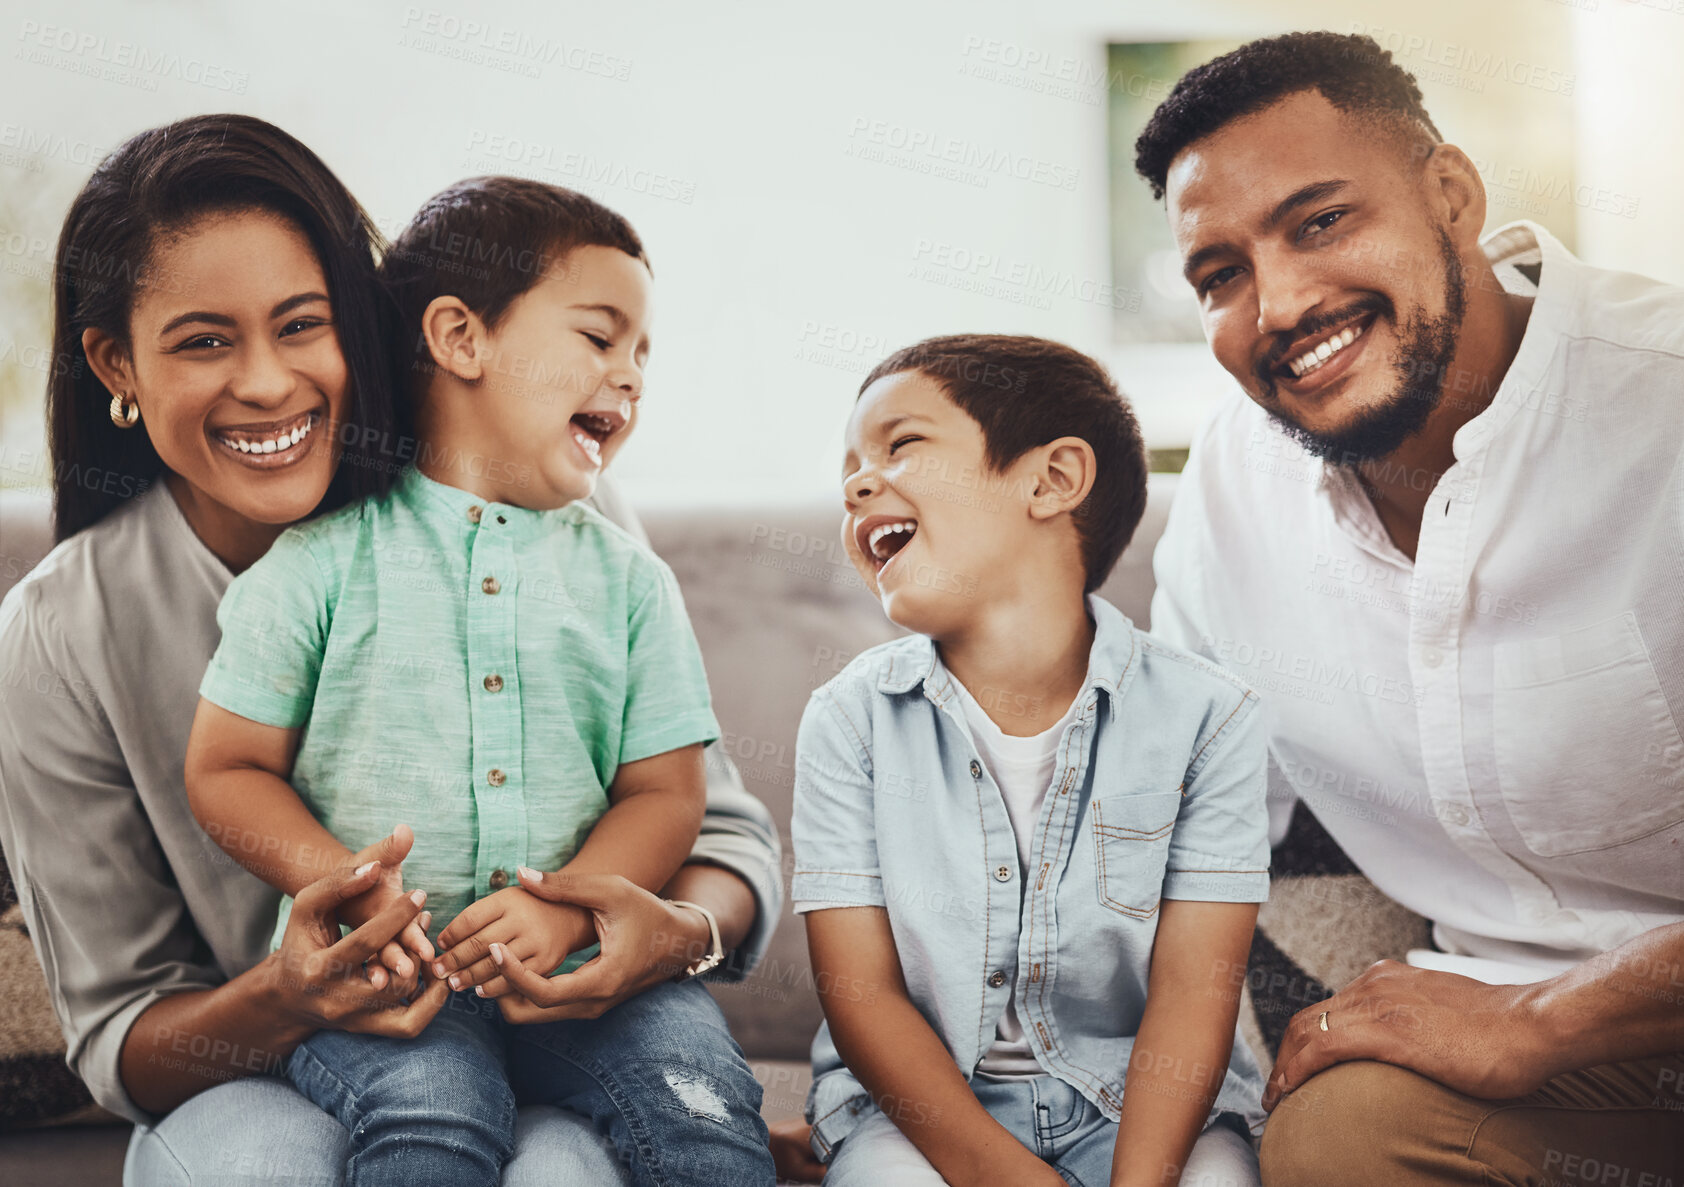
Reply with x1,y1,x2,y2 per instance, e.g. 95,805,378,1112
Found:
335,823,436,992
477,868,714,1023
263,853,451,1037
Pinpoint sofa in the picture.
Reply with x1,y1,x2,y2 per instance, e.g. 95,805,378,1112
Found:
0,475,1430,1183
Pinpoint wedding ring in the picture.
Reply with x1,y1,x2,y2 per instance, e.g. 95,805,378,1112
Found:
1318,1010,1330,1032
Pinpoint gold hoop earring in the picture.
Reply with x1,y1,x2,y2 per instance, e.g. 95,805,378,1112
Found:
109,392,140,429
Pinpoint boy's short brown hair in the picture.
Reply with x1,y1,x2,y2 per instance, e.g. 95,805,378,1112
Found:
381,176,646,392
860,335,1148,594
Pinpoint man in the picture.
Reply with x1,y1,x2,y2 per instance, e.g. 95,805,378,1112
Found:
1138,31,1683,1185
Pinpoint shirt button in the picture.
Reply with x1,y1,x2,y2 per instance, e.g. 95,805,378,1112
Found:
994,865,1013,882
1442,804,1470,827
482,576,501,595
970,760,982,779
488,868,508,889
487,768,506,787
467,505,482,524
483,674,504,693
988,970,1006,988
1422,647,1443,668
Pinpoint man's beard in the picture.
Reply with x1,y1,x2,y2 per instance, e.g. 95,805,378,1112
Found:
1256,229,1467,464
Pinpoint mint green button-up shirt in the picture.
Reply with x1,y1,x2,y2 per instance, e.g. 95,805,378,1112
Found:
200,466,720,959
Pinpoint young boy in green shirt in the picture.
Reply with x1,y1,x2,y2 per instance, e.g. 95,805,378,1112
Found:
185,178,775,1187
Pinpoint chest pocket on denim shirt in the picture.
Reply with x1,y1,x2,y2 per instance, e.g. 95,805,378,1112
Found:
1092,790,1182,918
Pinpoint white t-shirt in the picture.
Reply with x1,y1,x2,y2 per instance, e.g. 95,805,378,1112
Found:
951,674,1085,1076
1151,221,1684,978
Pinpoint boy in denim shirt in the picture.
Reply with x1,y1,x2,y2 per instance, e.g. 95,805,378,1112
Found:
792,335,1270,1186
186,178,775,1187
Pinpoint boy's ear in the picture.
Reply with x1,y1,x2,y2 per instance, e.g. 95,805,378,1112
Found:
420,295,490,382
1026,437,1096,521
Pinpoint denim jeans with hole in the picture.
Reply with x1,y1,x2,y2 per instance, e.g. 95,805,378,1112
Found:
283,978,774,1187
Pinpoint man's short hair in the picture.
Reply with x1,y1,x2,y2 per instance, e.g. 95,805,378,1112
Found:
860,335,1148,594
381,176,646,391
1134,31,1442,201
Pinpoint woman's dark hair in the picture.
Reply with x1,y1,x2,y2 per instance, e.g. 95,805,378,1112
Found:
47,113,402,541
860,335,1148,594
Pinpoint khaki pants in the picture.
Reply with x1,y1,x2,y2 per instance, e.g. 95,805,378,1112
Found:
1258,1056,1684,1186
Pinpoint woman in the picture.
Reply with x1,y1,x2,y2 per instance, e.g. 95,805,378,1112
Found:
0,114,781,1184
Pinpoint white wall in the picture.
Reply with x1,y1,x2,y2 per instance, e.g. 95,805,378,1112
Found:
1570,1,1684,279
1,0,1678,506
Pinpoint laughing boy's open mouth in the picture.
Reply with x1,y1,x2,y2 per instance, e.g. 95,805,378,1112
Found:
856,517,919,573
569,410,623,464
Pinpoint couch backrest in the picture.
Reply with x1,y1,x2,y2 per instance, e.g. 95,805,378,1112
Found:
0,491,54,604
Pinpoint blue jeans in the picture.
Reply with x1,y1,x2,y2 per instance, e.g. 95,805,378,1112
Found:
822,1073,1259,1187
125,1077,629,1185
199,978,769,1187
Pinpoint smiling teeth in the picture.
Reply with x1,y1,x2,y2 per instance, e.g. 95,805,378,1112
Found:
1289,323,1364,378
222,415,314,454
571,423,602,461
867,520,916,560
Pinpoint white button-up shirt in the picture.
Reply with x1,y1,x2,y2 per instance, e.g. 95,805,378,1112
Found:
1151,221,1684,974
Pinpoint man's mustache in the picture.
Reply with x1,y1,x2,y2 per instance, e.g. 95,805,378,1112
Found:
1253,294,1394,396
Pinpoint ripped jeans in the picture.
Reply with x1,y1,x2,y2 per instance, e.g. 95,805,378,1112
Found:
285,977,775,1187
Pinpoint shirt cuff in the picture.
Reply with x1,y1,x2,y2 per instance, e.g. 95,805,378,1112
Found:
198,661,310,730
620,711,721,766
77,984,213,1128
1161,868,1270,903
807,1067,873,1163
790,870,886,912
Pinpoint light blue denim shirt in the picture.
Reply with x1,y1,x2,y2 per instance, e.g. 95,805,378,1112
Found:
792,595,1271,1154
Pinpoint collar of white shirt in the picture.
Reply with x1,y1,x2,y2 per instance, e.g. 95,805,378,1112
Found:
1316,220,1580,562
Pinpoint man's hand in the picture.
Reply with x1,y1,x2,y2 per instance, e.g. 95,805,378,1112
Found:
1264,959,1551,1110
429,884,596,998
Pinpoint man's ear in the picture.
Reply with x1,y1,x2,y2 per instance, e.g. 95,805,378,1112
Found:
81,328,135,402
1423,143,1487,256
420,295,490,382
1026,437,1096,521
